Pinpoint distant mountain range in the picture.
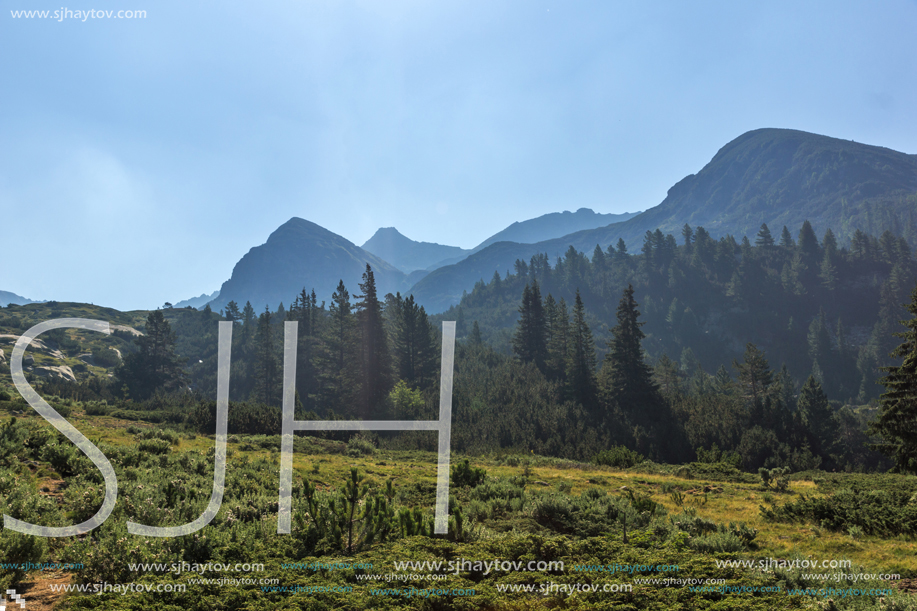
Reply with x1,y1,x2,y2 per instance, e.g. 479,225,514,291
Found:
0,290,39,307
360,208,638,273
206,207,635,312
175,291,220,309
472,208,640,252
407,128,917,312
199,128,915,315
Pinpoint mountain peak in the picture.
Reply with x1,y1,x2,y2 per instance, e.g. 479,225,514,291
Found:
362,228,467,273
210,219,404,312
370,227,405,237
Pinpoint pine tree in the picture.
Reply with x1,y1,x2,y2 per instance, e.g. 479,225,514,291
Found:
253,307,280,406
870,281,917,473
321,280,358,415
774,364,796,411
355,264,391,419
511,280,547,372
755,223,774,247
779,226,795,248
713,365,734,395
392,294,437,388
224,300,241,322
682,224,694,248
291,287,322,412
653,354,683,397
851,229,870,260
615,238,628,261
545,295,569,383
115,310,185,400
797,220,821,263
566,290,597,409
599,285,667,452
592,244,606,271
822,228,838,256
469,321,483,345
797,375,834,459
781,253,807,295
819,249,838,290
241,301,255,326
733,343,773,408
807,308,832,370
641,230,656,272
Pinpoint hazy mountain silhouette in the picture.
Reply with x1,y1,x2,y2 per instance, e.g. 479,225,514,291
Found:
209,218,406,313
361,227,469,273
408,128,917,312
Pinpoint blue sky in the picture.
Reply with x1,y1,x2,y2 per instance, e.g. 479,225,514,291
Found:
2,0,916,310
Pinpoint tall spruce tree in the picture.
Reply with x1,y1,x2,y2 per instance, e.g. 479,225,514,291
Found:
224,300,241,322
599,285,668,455
733,343,773,408
797,220,821,264
253,307,280,406
871,281,917,473
797,375,834,460
545,295,569,383
291,287,322,412
779,226,795,248
512,280,547,372
566,290,597,409
355,264,391,418
321,280,358,415
392,293,437,388
115,310,185,400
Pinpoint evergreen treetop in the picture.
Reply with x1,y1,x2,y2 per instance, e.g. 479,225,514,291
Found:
871,281,917,473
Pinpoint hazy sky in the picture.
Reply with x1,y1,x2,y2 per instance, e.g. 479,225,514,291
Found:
3,0,916,310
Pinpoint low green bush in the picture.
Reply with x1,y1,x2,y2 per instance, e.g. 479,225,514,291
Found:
451,458,486,488
346,434,375,456
762,487,917,536
593,445,644,468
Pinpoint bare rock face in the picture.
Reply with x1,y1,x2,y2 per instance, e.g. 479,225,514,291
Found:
35,365,76,382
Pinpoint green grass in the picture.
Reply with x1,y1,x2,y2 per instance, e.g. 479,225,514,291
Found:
2,407,916,610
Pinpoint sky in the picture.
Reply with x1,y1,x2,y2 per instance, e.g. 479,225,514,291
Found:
2,0,917,310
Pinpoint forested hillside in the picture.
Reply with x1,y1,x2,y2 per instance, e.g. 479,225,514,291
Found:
5,220,915,477
441,221,916,407
408,128,917,313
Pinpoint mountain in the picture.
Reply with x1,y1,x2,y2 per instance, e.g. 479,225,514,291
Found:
473,208,640,251
361,209,637,273
361,228,469,273
426,208,642,270
542,128,917,255
408,128,917,313
175,290,220,310
0,290,39,307
405,242,551,314
208,218,407,313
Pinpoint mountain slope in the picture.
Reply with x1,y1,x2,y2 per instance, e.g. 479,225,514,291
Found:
408,128,917,313
0,290,39,307
175,290,220,310
406,241,550,314
552,128,917,254
473,208,639,251
209,218,406,312
361,228,469,273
